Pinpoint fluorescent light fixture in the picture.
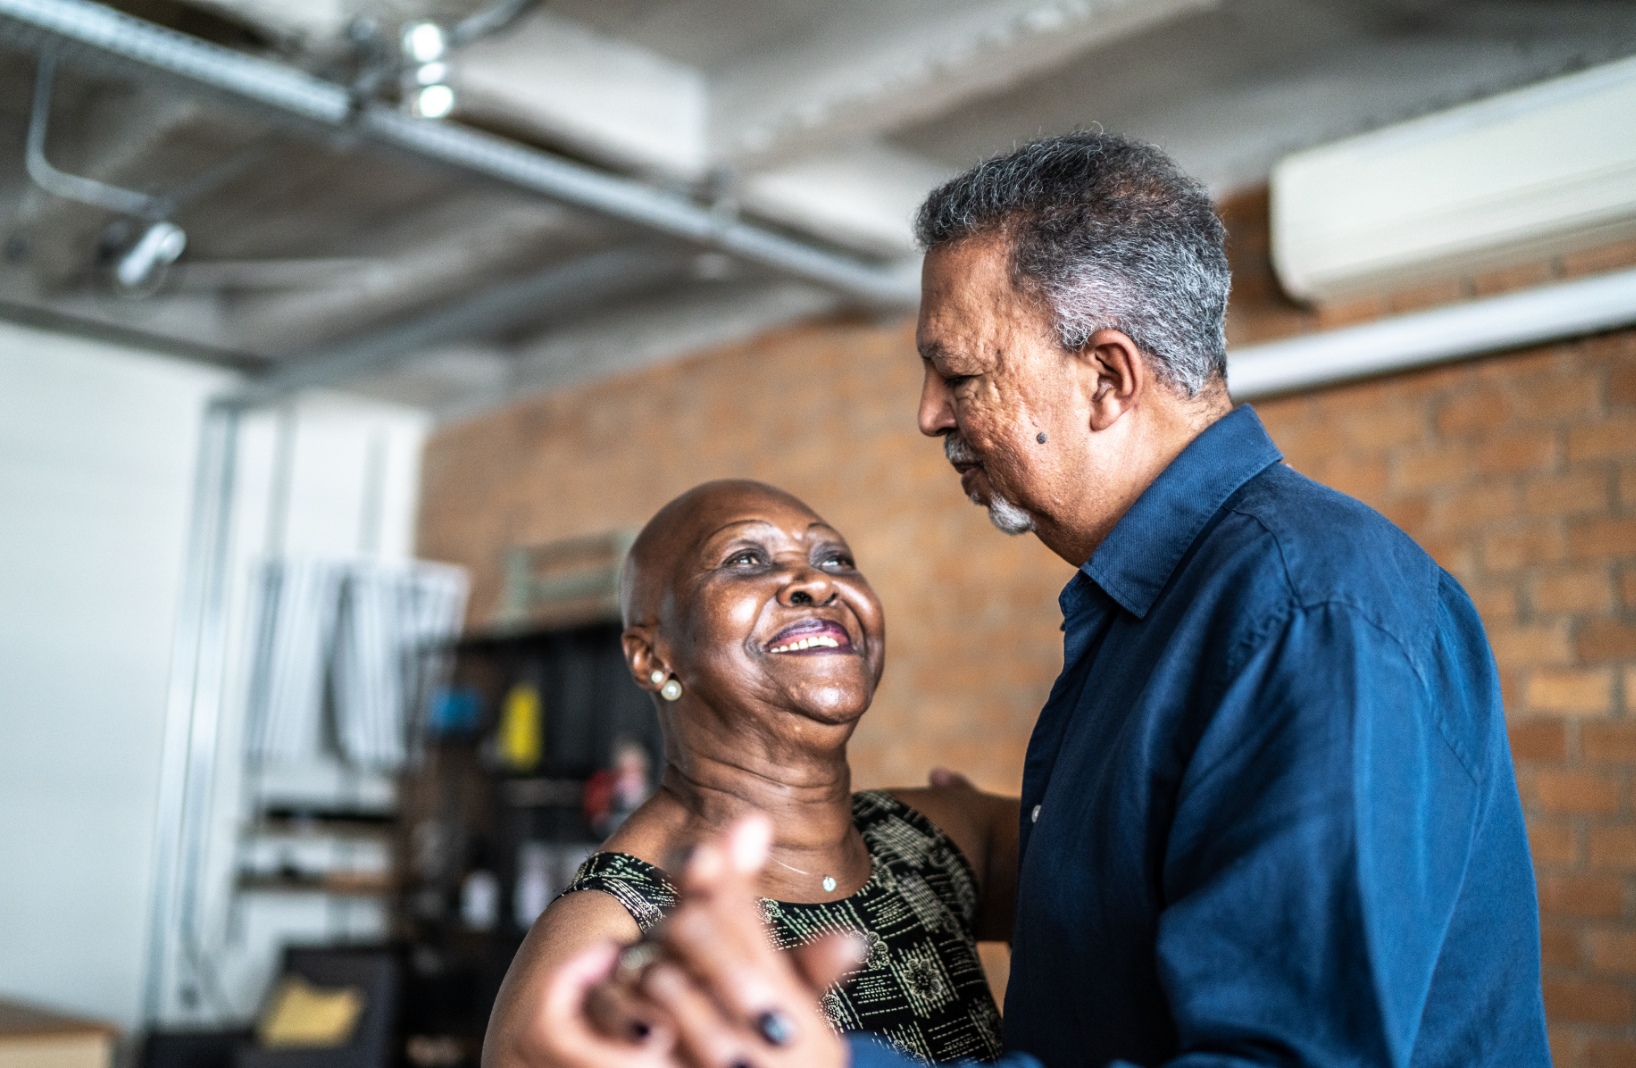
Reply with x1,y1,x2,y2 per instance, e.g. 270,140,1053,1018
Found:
415,61,448,86
1228,266,1636,400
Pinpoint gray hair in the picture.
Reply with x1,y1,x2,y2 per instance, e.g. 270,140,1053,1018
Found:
913,133,1229,396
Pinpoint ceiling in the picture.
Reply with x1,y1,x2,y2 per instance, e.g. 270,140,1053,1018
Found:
2,0,1633,420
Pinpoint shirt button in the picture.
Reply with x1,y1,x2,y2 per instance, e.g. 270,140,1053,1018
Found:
1031,804,1041,824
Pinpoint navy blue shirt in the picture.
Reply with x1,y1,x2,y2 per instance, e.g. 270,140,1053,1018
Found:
854,405,1547,1067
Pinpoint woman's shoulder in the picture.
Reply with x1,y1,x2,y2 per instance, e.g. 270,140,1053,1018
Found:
852,789,980,886
868,788,994,868
561,850,678,933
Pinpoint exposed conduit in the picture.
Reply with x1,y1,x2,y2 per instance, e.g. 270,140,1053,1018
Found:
1229,266,1636,400
0,0,919,307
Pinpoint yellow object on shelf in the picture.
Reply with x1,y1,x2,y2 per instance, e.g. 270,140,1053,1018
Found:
500,683,543,771
256,976,367,1048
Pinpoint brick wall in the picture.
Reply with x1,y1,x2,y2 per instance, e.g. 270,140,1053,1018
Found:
418,194,1636,1058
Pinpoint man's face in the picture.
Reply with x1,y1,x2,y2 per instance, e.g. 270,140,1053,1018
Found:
916,235,1079,534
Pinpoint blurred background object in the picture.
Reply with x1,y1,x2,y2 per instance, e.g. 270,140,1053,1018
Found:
0,999,119,1068
1,1,1635,1066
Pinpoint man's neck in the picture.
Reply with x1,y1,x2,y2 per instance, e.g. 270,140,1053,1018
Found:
1038,390,1233,567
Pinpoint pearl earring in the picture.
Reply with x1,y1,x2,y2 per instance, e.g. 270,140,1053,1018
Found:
660,678,683,701
649,670,666,686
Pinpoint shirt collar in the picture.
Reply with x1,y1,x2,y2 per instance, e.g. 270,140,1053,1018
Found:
1079,404,1282,620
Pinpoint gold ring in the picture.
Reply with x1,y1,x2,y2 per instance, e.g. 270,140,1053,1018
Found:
616,940,664,980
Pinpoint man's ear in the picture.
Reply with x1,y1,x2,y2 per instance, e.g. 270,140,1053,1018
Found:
622,625,667,693
1079,329,1146,432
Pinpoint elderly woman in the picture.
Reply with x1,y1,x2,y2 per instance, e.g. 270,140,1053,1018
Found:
484,479,1017,1065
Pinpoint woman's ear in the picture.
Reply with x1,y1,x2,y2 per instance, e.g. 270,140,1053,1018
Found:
1079,329,1146,432
623,625,665,692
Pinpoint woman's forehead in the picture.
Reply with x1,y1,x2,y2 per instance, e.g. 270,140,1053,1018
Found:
694,509,839,547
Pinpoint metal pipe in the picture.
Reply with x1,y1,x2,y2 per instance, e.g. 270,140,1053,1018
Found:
225,243,690,406
171,399,240,1018
1228,265,1636,399
27,50,166,217
141,400,240,1023
0,0,919,307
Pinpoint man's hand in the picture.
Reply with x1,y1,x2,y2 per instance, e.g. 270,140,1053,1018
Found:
637,816,865,1068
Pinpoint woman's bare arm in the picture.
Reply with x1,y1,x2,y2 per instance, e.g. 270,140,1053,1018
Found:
887,778,1020,943
482,890,644,1068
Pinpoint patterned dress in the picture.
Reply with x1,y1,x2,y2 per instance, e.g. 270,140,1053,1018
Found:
562,790,1005,1063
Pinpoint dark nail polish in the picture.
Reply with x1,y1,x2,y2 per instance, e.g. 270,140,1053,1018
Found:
755,1010,795,1046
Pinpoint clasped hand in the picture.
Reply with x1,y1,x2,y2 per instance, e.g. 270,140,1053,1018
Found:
535,816,867,1068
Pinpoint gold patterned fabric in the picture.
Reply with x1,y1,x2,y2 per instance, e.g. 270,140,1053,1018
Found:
562,791,1004,1063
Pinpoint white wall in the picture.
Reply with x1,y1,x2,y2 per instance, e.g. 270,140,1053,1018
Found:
0,324,435,1032
158,392,431,1025
0,321,230,1028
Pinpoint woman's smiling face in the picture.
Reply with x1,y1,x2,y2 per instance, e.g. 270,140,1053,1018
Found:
632,481,885,734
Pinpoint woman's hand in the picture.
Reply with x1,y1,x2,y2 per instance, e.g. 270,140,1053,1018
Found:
632,816,865,1068
525,940,680,1068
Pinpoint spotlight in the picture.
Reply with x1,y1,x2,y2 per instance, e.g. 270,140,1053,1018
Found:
402,21,456,120
115,221,186,292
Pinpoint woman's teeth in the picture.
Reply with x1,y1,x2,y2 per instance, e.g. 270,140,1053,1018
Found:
769,635,841,653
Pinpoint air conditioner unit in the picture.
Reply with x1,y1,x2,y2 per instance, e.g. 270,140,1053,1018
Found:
1271,56,1636,303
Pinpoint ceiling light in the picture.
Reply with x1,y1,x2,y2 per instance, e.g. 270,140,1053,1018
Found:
414,84,456,120
402,21,445,63
415,61,448,85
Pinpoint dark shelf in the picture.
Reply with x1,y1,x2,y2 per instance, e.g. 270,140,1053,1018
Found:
500,778,586,808
253,814,397,839
237,872,395,897
261,805,396,827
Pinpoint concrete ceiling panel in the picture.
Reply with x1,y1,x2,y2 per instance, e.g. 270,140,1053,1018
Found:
4,0,1635,418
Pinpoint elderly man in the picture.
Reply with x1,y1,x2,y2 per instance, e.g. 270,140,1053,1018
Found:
541,133,1551,1067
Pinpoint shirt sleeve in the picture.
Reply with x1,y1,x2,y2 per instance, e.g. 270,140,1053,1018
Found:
846,1035,1044,1068
1146,600,1489,1066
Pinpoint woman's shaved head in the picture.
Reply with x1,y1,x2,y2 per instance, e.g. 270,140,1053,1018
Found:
618,479,884,737
620,480,823,628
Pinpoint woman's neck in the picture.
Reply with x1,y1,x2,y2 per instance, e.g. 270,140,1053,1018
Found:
655,743,871,902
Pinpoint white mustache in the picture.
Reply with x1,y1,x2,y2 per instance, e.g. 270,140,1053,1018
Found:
943,434,979,465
